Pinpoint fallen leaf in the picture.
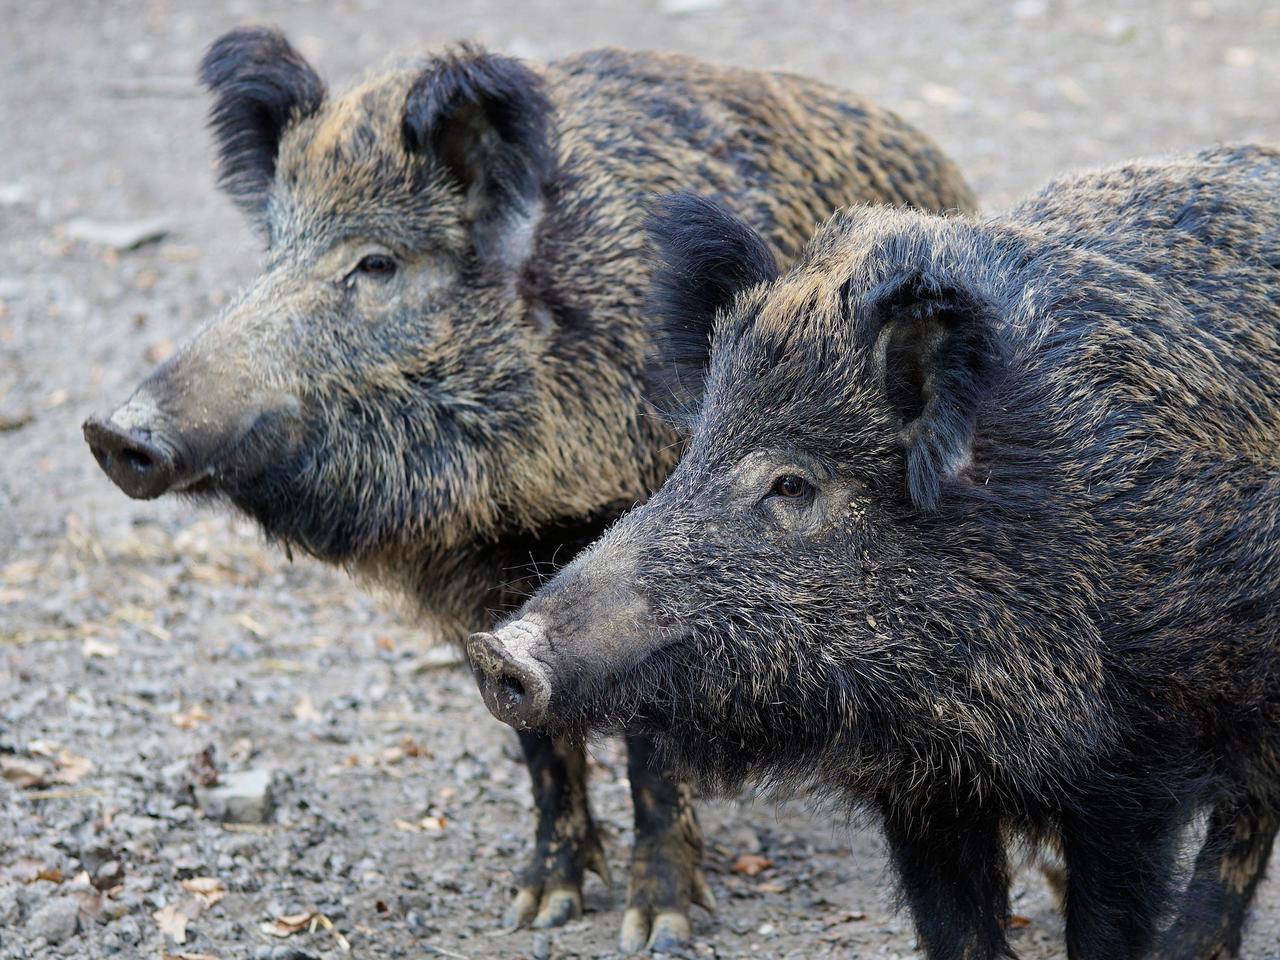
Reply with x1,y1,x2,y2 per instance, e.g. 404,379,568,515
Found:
395,815,448,834
823,910,867,926
65,216,170,251
271,910,318,936
154,904,191,943
755,881,787,894
731,853,774,876
1,756,48,788
181,877,226,907
398,735,430,758
53,749,93,785
172,705,212,729
1006,914,1033,929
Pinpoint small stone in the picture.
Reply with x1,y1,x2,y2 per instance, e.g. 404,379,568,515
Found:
531,931,553,960
26,897,80,945
92,860,125,891
64,216,171,251
195,768,274,824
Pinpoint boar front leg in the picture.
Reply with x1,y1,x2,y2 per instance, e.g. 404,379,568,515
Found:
619,733,715,953
881,800,1012,960
507,731,611,928
1059,798,1182,960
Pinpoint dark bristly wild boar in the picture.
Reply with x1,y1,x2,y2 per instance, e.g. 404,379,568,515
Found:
81,26,976,953
470,146,1280,960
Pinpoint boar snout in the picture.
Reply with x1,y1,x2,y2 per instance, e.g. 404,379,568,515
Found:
468,619,554,729
83,393,190,500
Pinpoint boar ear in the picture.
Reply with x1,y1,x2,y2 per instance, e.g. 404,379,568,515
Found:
644,195,780,421
199,27,326,220
402,46,553,261
857,272,1006,511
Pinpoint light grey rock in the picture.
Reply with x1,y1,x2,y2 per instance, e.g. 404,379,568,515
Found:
195,768,274,824
64,216,170,251
26,897,80,945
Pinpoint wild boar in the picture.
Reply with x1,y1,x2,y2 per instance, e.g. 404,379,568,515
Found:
470,146,1280,960
83,26,975,952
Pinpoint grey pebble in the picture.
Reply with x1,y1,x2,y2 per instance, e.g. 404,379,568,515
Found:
26,897,80,945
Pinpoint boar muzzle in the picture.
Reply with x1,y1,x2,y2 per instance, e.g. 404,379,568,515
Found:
468,620,554,730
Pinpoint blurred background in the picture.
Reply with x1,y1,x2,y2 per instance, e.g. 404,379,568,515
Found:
2,2,1278,958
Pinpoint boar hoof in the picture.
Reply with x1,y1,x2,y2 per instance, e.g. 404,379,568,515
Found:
505,884,583,929
619,907,692,954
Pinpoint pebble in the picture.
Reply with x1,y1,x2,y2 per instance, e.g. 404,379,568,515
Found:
26,897,80,945
531,931,553,960
64,216,171,251
196,768,275,824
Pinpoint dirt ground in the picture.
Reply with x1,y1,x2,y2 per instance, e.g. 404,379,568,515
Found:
2,1,1280,958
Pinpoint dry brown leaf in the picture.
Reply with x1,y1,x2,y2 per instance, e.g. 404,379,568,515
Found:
394,815,447,834
172,705,212,729
181,877,226,907
1005,914,1033,929
823,910,867,927
52,749,93,784
1,756,48,788
154,904,191,943
730,853,774,876
398,735,430,759
271,910,318,936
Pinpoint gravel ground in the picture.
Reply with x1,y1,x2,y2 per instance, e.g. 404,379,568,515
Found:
2,1,1279,958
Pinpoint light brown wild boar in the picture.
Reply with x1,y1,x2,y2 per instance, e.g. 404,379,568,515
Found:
84,27,975,952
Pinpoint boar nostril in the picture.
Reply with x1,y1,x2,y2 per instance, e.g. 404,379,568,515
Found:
467,630,552,730
119,444,156,474
501,674,527,703
83,415,179,501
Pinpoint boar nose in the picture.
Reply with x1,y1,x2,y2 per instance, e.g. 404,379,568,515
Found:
467,625,553,730
82,413,181,500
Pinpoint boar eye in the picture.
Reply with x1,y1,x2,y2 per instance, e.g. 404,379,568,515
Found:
355,254,397,278
770,474,814,500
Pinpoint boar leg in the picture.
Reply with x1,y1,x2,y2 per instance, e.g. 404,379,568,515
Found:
507,731,611,929
1059,800,1183,960
881,800,1012,960
618,733,714,953
1154,790,1278,960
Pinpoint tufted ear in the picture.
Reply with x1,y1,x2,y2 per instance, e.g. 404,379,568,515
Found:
402,45,553,263
856,272,1006,511
644,195,780,422
199,27,325,221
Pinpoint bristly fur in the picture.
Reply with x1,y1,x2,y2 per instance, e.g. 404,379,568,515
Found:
498,145,1280,960
644,195,781,426
198,27,325,221
96,32,977,954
